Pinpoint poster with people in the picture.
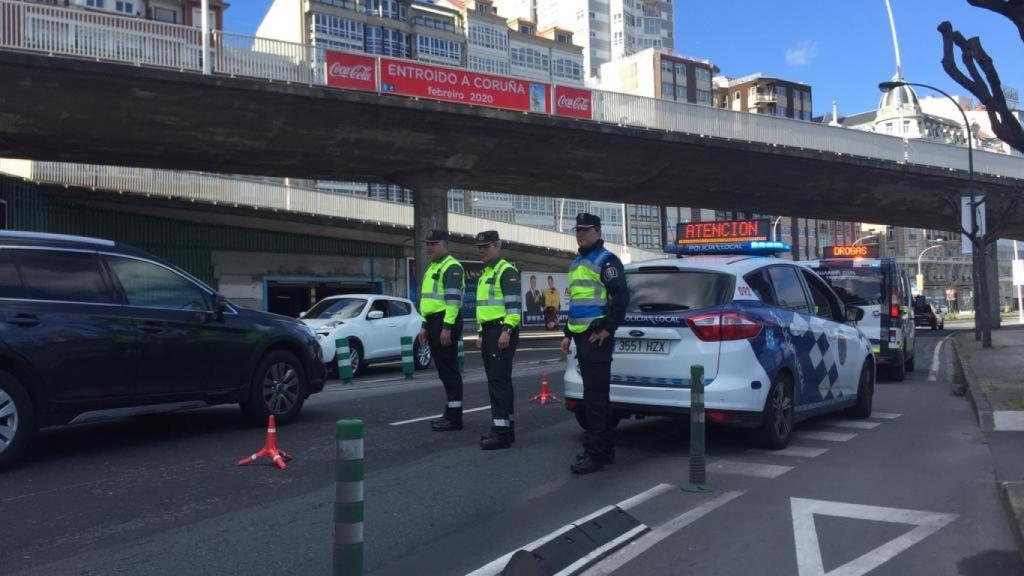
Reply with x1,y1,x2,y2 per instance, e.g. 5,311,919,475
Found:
522,272,570,329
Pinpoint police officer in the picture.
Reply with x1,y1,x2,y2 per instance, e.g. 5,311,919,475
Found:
418,230,466,432
560,213,629,474
474,231,522,450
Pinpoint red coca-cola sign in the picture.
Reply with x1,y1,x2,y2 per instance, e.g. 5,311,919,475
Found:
325,51,377,92
554,86,593,120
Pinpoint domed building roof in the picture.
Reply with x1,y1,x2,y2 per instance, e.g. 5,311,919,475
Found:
879,78,920,110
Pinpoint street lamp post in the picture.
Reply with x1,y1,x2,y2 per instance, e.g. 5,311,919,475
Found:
917,241,945,294
852,235,877,245
879,80,989,347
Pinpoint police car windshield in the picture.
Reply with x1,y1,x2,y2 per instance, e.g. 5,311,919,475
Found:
306,298,367,320
813,267,884,307
626,269,734,313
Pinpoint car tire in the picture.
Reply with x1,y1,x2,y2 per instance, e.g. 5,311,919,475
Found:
845,359,874,419
0,371,34,469
414,340,432,370
241,350,308,426
890,350,907,382
347,341,363,378
573,408,621,432
759,373,794,450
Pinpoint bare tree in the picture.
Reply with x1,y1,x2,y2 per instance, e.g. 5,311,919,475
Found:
939,0,1024,155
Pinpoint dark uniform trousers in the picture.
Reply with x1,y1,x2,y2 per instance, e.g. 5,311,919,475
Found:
480,322,519,429
573,330,614,458
425,311,464,416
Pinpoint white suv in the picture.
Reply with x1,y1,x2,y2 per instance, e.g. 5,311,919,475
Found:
300,295,431,377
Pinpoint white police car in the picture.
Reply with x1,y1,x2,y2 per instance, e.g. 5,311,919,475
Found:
563,224,876,449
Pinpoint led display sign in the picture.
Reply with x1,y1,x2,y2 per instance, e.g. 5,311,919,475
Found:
824,245,879,258
676,219,771,245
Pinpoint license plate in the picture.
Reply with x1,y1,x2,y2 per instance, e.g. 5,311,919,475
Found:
616,339,669,354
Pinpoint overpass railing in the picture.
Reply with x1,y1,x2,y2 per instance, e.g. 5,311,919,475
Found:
0,159,663,260
1,0,1021,182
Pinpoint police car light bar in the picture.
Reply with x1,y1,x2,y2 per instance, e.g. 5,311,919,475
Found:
664,240,792,256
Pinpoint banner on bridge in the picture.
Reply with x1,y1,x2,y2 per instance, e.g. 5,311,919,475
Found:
553,85,593,120
380,58,550,114
325,51,378,92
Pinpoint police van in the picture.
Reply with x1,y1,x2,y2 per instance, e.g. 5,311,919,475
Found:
563,219,876,449
802,245,916,381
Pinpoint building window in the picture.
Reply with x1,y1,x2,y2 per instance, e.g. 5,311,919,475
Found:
469,55,509,75
613,12,622,23
114,1,134,14
85,0,105,8
468,24,508,51
477,3,490,13
417,35,461,61
519,24,534,35
661,82,674,98
695,67,711,82
660,59,672,75
613,30,623,45
675,85,686,99
696,89,712,104
510,46,549,72
152,6,176,23
556,32,570,44
365,26,409,57
644,18,660,34
313,13,365,47
552,58,583,81
775,85,787,98
413,14,457,33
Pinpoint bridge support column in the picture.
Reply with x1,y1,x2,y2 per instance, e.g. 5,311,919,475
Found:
413,185,450,298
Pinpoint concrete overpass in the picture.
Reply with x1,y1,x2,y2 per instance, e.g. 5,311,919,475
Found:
2,48,1022,241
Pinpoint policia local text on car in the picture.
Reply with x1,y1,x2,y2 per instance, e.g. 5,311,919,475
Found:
560,213,629,475
418,230,466,432
474,230,522,450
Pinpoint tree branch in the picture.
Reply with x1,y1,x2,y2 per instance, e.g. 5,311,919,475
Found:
966,0,1024,42
939,20,1024,154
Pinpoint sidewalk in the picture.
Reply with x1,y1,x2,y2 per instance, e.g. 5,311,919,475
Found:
952,323,1024,562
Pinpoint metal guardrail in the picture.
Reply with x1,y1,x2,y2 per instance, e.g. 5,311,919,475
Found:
1,1,1021,181
0,159,662,260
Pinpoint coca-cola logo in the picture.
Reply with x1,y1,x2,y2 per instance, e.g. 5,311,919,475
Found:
329,62,373,82
557,94,590,111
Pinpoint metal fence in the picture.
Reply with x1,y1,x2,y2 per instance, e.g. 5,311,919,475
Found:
0,159,662,259
1,0,1021,182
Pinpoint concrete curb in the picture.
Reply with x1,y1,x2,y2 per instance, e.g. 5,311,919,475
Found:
1001,482,1024,563
951,337,995,432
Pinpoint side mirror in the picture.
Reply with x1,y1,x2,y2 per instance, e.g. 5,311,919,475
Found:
213,294,229,321
367,310,385,320
846,307,864,323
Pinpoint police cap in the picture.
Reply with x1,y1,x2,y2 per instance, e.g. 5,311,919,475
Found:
424,229,450,243
573,212,601,231
474,230,500,245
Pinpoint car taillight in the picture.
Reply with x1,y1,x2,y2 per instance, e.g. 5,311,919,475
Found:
891,305,900,318
687,312,762,342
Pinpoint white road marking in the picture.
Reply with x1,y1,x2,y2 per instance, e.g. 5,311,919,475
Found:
818,420,881,430
747,446,829,459
464,483,672,576
791,497,957,576
993,411,1024,431
793,430,858,442
579,491,746,576
552,525,649,576
708,459,793,478
869,411,902,420
929,335,953,381
388,405,491,426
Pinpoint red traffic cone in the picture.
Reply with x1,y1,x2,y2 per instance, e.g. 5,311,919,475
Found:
530,373,561,405
237,415,293,470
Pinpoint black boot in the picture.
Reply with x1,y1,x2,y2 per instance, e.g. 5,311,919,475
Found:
479,429,512,450
431,409,463,431
570,453,606,475
575,450,614,464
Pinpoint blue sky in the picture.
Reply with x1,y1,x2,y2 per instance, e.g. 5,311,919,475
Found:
225,0,1023,117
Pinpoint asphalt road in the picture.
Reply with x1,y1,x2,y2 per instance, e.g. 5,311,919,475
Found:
1,330,1021,576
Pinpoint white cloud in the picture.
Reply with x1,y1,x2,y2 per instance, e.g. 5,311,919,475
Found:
786,41,819,67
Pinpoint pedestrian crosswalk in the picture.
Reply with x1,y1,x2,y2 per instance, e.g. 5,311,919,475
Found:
707,412,902,480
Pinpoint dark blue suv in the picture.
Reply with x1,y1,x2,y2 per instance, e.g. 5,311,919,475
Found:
0,231,326,467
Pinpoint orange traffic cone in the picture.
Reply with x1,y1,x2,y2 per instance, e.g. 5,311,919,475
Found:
237,415,293,470
530,373,561,405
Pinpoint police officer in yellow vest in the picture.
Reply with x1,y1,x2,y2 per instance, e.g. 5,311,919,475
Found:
474,231,522,450
418,230,466,432
560,213,629,474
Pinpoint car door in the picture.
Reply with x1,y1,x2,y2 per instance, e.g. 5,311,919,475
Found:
800,269,859,400
102,254,225,398
387,299,417,352
765,265,819,409
363,298,395,360
4,248,137,406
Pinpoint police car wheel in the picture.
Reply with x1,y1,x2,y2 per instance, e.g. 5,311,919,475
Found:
889,351,907,382
845,359,874,419
759,375,794,450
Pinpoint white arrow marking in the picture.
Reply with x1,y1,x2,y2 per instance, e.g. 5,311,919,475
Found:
791,497,957,576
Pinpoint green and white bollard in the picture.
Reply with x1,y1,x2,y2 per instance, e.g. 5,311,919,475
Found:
336,337,353,384
401,336,414,380
683,364,712,493
457,339,465,373
334,419,364,576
